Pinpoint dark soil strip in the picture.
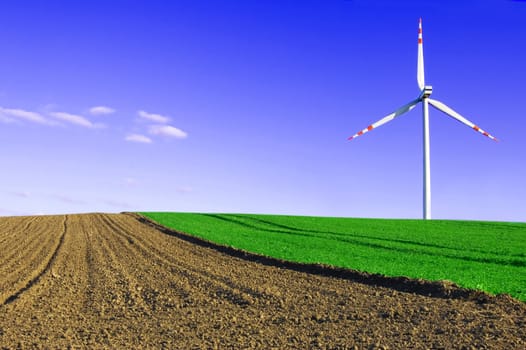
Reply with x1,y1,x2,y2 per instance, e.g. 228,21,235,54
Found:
126,213,510,304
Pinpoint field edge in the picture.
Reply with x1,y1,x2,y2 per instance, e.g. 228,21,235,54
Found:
127,212,523,305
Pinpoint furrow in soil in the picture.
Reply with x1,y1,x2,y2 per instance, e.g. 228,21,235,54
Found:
0,213,524,349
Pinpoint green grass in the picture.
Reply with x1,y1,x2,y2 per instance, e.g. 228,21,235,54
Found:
140,212,526,301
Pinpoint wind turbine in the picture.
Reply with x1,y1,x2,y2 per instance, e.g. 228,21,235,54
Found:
348,19,498,220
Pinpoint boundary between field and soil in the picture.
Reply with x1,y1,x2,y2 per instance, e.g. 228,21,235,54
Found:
126,212,518,305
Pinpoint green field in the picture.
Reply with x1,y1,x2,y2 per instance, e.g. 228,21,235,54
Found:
140,212,526,301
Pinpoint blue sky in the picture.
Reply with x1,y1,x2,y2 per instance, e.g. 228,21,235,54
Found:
1,0,525,222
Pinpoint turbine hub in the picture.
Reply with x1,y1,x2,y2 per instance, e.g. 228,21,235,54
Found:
420,85,433,99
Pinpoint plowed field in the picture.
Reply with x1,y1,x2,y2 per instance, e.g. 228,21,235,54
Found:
0,213,524,349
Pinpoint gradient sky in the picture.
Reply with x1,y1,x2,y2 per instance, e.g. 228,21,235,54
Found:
1,0,525,222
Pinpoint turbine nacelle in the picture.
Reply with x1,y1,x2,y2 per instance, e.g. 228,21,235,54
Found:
419,85,433,100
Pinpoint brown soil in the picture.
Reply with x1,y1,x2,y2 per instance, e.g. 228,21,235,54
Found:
0,213,524,349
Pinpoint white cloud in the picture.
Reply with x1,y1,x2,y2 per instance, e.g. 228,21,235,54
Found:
125,134,152,144
148,125,187,139
138,110,170,123
50,112,103,129
89,106,115,115
0,107,53,125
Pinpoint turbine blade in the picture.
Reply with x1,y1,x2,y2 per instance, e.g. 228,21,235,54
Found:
417,18,425,91
428,98,499,142
348,99,420,140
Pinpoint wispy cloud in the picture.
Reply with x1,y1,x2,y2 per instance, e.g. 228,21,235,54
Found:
0,208,27,216
89,106,115,115
0,114,15,124
125,134,152,144
176,186,193,194
0,107,53,125
50,194,87,205
138,110,170,124
124,177,138,186
149,125,187,139
102,199,133,209
50,112,104,129
8,191,31,198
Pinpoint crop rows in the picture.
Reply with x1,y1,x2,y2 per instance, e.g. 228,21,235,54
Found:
141,212,526,301
0,213,524,348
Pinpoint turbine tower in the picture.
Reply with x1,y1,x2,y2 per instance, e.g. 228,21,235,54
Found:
348,19,498,220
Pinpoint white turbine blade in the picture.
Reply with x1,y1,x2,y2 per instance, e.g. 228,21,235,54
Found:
348,98,420,140
417,18,425,91
428,98,499,142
